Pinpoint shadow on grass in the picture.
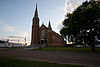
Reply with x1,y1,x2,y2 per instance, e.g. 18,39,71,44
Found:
0,57,85,67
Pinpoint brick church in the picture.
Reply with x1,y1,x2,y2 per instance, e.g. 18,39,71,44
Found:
31,4,64,47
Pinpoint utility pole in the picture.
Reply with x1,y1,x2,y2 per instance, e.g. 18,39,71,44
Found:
7,39,9,47
18,40,19,43
24,37,27,46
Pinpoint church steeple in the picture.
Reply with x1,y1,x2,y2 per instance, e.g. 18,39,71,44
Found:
34,3,38,17
31,3,39,46
33,3,39,24
48,20,52,29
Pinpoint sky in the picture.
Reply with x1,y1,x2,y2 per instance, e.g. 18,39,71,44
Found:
0,0,86,44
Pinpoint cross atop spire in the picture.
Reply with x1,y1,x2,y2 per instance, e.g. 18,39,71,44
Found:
34,3,38,17
48,20,52,29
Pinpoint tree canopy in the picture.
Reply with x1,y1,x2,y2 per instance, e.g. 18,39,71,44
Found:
60,0,100,51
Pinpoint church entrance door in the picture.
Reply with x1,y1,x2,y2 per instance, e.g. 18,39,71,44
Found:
40,39,47,45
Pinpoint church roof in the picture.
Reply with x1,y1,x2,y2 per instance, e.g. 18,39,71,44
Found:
40,24,48,29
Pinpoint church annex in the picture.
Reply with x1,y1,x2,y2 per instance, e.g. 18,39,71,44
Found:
31,4,64,47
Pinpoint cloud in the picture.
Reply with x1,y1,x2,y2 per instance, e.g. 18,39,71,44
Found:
64,0,83,14
57,0,85,34
3,25,15,32
0,20,31,44
15,32,31,41
0,20,15,32
56,18,64,34
16,32,29,38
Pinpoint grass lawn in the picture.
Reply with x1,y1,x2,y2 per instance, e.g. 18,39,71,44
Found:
34,46,100,52
0,57,84,67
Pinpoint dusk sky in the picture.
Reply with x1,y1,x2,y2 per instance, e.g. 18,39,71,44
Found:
0,0,86,44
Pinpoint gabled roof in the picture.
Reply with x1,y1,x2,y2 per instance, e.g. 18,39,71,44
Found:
40,24,48,29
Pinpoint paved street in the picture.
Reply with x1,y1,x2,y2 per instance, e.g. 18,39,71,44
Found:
0,48,100,67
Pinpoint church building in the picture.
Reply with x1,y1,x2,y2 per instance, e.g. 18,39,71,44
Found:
31,4,64,47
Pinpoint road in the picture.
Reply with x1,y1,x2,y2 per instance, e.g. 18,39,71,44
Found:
0,48,100,67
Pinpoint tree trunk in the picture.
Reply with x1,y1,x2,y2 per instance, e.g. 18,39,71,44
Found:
91,44,95,52
39,45,41,50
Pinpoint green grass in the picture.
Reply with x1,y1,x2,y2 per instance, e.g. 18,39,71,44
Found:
34,46,100,52
0,57,84,67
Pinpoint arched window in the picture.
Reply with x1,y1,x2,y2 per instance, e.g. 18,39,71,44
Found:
41,30,45,37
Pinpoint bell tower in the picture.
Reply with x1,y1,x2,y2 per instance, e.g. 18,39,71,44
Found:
31,4,39,47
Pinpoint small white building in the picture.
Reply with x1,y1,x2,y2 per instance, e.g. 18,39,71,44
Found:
8,43,23,47
0,40,23,47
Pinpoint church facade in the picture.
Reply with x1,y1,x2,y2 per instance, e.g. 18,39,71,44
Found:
31,4,65,47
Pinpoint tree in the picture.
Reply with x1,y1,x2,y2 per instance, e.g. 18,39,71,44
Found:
60,0,100,51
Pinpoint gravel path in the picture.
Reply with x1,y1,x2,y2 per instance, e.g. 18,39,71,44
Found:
0,48,100,67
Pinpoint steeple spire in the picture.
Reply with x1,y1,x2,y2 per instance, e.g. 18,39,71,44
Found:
34,3,38,17
48,20,51,29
